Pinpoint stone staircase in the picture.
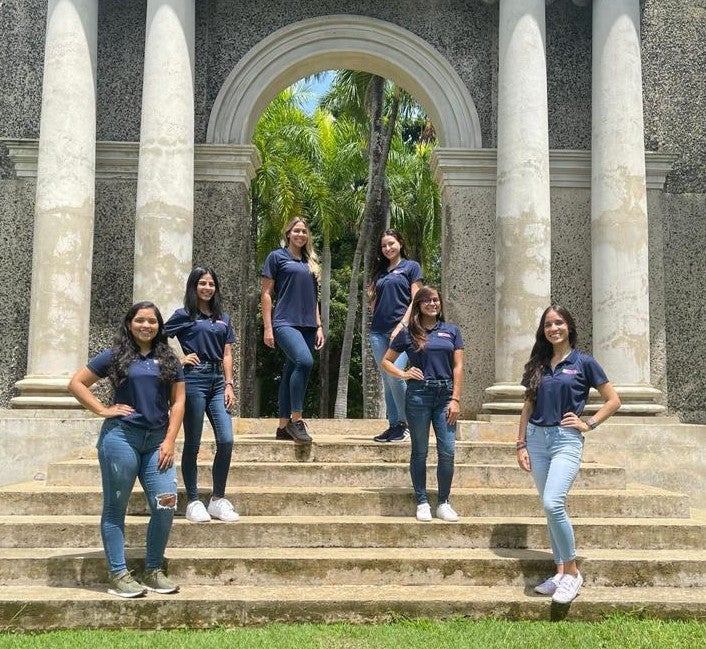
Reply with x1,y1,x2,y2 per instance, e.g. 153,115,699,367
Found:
0,419,705,629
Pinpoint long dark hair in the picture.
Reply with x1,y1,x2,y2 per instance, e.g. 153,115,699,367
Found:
108,301,181,388
367,229,409,303
521,305,578,400
408,286,445,351
184,266,223,321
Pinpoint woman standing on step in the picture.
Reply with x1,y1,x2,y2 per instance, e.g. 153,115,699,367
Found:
261,217,325,444
517,305,620,604
68,302,185,598
368,229,423,443
381,286,464,522
165,267,239,524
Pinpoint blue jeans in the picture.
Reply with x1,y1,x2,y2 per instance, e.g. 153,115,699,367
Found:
97,418,177,575
369,331,408,427
405,379,456,505
182,362,234,502
274,325,316,416
526,422,584,565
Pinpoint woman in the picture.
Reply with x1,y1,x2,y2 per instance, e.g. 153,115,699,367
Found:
381,286,463,522
368,229,423,442
517,305,620,604
165,267,239,524
261,217,325,443
68,302,185,598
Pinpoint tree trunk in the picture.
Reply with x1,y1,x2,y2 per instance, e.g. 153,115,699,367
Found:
242,192,260,416
319,235,332,417
333,228,366,418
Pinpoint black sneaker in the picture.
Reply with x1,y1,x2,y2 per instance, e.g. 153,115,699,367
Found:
373,423,409,443
275,424,290,440
285,418,313,444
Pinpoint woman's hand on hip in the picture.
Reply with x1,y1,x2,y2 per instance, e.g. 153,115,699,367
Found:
101,403,135,418
181,353,200,366
560,411,589,432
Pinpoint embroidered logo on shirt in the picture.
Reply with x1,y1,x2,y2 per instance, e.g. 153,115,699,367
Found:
438,332,452,338
562,368,578,374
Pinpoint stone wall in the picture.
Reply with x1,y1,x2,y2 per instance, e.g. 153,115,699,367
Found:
0,0,703,420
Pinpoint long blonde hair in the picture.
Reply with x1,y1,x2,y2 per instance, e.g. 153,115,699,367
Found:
281,217,320,281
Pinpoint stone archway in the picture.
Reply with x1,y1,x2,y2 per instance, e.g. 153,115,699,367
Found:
205,14,488,415
206,14,482,149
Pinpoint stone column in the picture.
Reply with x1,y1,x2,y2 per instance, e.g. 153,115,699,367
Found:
592,0,663,412
484,0,552,413
134,0,195,317
12,0,98,408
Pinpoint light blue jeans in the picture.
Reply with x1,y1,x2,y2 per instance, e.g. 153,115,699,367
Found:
526,422,584,565
369,331,408,427
182,361,233,502
405,379,456,505
274,325,316,416
97,418,177,575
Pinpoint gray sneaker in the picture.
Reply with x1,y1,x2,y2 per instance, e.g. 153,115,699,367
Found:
108,570,147,598
285,419,313,444
142,568,179,594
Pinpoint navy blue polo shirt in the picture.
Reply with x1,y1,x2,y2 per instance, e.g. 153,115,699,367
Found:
523,349,609,426
371,259,423,334
87,348,184,430
262,247,318,328
391,321,464,380
165,308,236,362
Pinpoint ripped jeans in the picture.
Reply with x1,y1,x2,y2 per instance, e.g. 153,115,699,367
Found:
97,418,177,575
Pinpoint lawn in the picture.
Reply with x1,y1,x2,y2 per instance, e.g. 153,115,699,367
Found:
1,616,705,649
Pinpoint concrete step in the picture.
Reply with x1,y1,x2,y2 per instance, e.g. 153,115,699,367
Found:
1,584,704,629
44,460,626,490
0,483,689,519
2,547,705,589
2,514,705,550
73,437,523,464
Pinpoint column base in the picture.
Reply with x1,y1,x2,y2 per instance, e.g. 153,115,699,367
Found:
11,376,82,409
482,382,666,416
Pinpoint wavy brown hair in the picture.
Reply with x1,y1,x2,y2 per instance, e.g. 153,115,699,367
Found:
108,301,181,389
521,305,578,400
407,286,445,351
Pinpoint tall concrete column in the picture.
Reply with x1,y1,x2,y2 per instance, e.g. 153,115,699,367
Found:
12,0,98,408
485,0,552,412
134,0,195,316
592,0,663,412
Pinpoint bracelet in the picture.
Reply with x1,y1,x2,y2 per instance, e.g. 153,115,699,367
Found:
516,440,527,450
449,398,460,403
401,321,408,328
316,325,323,329
225,380,233,387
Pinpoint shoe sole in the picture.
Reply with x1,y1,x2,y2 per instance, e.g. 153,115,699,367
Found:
208,514,240,522
185,516,211,523
108,588,146,598
144,585,179,594
286,432,312,444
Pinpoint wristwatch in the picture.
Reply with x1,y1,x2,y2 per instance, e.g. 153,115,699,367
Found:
586,417,598,430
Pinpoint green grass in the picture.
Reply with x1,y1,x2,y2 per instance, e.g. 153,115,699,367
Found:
1,617,705,649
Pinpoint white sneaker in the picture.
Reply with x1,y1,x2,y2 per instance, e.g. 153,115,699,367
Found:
436,502,459,522
534,573,562,596
416,503,432,522
185,500,211,523
552,571,584,604
207,497,240,522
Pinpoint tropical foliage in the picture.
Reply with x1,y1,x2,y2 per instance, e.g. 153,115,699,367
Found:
251,71,440,417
